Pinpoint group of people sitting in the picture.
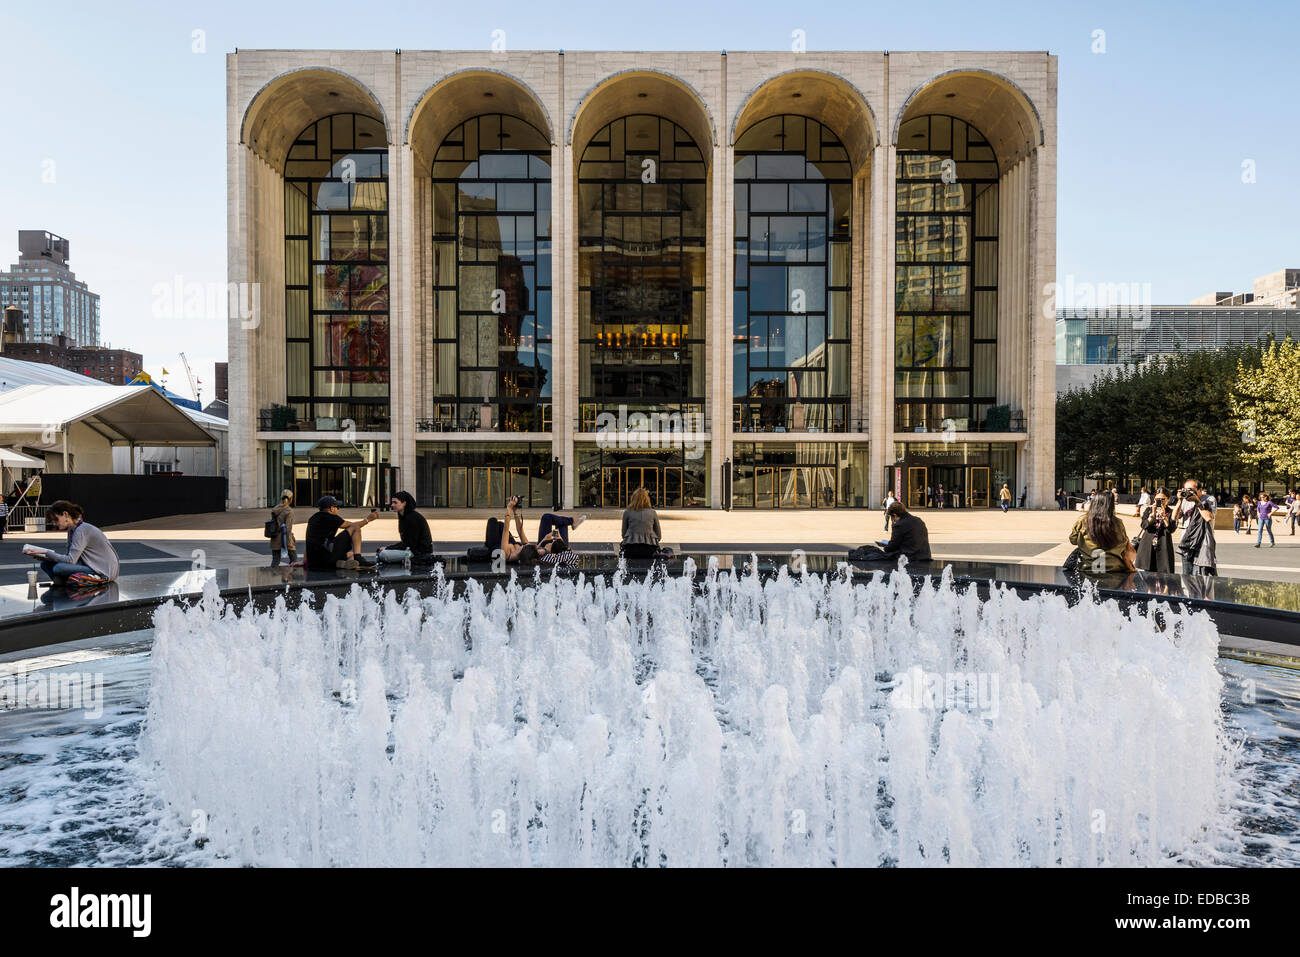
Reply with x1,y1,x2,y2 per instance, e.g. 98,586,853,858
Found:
484,486,669,566
269,489,437,571
269,485,669,571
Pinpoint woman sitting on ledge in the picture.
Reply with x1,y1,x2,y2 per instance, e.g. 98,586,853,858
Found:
1068,493,1135,575
620,487,661,560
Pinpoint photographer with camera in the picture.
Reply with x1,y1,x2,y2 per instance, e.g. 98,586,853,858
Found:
1173,479,1217,577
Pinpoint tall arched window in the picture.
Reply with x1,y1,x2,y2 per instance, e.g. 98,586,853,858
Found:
578,114,706,430
283,113,390,430
894,115,999,433
733,115,851,433
430,114,552,432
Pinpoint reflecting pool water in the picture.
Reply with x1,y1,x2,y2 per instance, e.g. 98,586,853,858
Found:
1,566,1296,866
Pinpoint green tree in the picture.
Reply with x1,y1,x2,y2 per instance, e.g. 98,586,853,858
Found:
1233,337,1300,476
1058,345,1265,490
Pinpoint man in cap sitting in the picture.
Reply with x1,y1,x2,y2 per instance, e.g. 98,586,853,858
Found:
304,495,379,571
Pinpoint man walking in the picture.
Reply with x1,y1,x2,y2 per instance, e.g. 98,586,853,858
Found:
1135,486,1150,518
999,483,1011,513
1175,479,1217,576
883,489,896,532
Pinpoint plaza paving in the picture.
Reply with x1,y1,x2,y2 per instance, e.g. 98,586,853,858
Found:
1,506,1297,586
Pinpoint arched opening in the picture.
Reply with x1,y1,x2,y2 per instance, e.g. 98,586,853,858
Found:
575,114,708,509
730,114,857,510
407,71,553,171
273,113,391,508
892,69,1043,169
730,70,876,173
892,114,1010,507
733,115,852,436
241,68,389,173
417,113,554,509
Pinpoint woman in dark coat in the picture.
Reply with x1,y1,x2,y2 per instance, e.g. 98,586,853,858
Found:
1135,489,1176,574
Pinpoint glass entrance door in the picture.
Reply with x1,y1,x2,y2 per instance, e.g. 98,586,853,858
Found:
778,467,810,508
626,467,659,506
472,467,506,508
663,467,683,508
907,466,928,508
812,466,836,508
756,467,775,509
969,467,991,508
930,466,964,508
601,467,622,508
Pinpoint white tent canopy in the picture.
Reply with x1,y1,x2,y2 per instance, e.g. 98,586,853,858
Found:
0,447,44,466
0,385,216,447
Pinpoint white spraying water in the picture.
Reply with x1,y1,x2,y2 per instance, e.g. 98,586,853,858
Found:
137,562,1233,866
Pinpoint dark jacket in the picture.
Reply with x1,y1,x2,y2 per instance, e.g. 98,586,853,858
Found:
881,513,932,562
1136,505,1175,574
395,508,434,555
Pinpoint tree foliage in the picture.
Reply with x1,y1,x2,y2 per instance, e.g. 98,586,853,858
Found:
1232,338,1300,476
1056,344,1276,488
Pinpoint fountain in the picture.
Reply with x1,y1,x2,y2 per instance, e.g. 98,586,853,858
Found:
124,562,1239,866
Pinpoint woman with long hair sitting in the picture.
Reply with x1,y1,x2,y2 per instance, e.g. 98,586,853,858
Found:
621,487,661,560
1068,491,1135,575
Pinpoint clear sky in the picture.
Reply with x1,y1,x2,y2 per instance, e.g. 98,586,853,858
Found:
1,0,1295,400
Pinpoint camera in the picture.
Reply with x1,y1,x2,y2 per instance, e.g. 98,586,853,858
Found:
1181,488,1199,501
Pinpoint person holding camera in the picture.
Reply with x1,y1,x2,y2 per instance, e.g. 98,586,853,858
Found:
1136,489,1175,573
1173,479,1217,577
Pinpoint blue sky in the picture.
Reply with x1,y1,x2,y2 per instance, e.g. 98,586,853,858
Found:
0,0,1295,398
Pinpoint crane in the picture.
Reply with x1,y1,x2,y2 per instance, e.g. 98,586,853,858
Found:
179,353,201,406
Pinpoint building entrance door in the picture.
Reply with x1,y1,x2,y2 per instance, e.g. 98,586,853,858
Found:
812,466,836,508
778,467,810,508
907,467,928,508
471,468,506,508
968,467,991,508
601,468,622,508
930,465,965,508
663,467,683,508
626,467,659,506
755,467,775,508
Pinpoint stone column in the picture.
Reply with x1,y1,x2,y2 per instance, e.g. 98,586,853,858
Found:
559,136,576,508
709,137,728,507
866,143,896,506
389,140,417,491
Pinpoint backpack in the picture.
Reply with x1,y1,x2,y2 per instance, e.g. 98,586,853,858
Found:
466,545,493,563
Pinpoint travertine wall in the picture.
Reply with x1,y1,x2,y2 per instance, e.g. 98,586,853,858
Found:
227,49,1057,509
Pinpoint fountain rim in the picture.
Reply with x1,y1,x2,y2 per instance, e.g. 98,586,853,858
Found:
0,553,1297,666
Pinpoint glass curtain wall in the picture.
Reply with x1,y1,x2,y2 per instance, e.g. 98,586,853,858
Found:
733,115,851,434
415,442,554,509
578,115,706,434
283,114,390,431
731,442,867,508
430,114,553,432
894,115,998,434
